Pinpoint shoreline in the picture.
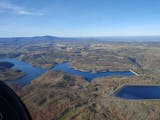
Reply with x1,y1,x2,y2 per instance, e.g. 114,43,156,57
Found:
70,63,134,73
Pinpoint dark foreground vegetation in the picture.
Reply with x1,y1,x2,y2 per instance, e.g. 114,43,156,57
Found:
1,36,160,120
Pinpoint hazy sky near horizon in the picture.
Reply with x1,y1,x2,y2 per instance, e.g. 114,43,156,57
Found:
0,0,160,37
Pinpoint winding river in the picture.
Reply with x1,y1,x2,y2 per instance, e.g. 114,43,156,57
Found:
0,58,46,86
2,58,160,100
53,62,134,82
0,58,134,86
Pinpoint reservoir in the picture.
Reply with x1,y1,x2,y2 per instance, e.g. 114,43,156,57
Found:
0,58,134,85
0,58,46,86
113,85,160,99
1,59,160,100
53,62,134,82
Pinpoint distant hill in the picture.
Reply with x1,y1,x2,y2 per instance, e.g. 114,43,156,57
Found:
0,36,160,44
0,36,60,46
0,35,59,42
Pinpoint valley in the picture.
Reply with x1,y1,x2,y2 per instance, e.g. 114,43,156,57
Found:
1,36,160,120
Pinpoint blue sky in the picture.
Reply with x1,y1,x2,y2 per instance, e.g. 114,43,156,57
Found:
0,0,160,37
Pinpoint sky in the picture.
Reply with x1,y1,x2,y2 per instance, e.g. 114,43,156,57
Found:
0,0,160,37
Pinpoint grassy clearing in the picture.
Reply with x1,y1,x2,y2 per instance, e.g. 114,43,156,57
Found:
59,107,80,120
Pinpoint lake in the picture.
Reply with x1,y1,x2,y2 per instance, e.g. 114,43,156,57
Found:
0,58,134,85
53,62,134,82
113,85,160,99
0,58,46,86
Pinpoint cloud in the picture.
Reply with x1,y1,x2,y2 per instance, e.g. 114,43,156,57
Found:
0,1,44,16
17,10,44,16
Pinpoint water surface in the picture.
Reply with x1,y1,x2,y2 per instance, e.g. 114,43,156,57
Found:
53,62,134,82
0,58,134,85
113,85,160,99
0,58,46,86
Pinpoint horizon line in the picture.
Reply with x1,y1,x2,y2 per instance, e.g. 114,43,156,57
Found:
1,35,160,38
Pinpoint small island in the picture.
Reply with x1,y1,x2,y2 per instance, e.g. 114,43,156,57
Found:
0,61,26,81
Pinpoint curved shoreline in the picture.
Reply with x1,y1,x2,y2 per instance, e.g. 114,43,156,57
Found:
0,58,136,85
0,58,46,86
53,62,135,82
70,63,134,73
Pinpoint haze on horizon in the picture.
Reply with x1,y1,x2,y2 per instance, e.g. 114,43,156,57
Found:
0,0,160,37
